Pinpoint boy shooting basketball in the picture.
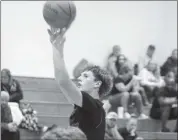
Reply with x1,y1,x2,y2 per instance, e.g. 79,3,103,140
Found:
47,28,113,140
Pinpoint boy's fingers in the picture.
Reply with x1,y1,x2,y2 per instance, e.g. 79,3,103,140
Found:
60,28,67,37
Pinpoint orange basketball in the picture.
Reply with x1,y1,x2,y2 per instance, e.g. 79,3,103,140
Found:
43,1,76,29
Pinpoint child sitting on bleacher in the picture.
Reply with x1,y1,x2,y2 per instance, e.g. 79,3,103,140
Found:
150,71,178,132
105,112,123,140
1,91,20,140
118,116,144,140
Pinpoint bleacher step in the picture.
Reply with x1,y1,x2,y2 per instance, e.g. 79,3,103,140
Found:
36,115,177,132
37,115,69,127
15,76,60,91
23,90,67,102
20,129,177,140
21,100,73,116
116,118,177,132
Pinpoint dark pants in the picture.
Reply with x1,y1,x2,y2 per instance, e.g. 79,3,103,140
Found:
150,105,178,130
143,86,158,103
1,130,20,140
138,87,149,105
109,92,143,115
161,106,178,129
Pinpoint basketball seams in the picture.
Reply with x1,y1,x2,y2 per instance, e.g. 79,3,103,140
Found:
68,1,72,18
44,3,70,21
67,1,72,28
56,3,70,18
45,3,58,15
43,1,76,29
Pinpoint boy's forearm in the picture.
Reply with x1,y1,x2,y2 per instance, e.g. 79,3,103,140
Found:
52,46,70,82
52,46,82,106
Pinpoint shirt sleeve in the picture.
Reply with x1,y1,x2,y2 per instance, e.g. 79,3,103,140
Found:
81,91,100,112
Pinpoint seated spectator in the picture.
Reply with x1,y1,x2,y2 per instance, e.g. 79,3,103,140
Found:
1,91,24,127
118,116,144,140
105,112,123,140
161,49,177,78
150,71,178,132
41,126,87,140
137,45,156,73
1,69,23,104
1,91,20,140
115,54,133,82
107,45,121,78
138,61,164,103
103,55,148,119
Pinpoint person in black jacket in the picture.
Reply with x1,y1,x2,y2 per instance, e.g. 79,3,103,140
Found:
161,49,177,78
150,71,178,132
1,69,23,104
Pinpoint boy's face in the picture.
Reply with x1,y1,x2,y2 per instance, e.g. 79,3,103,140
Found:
118,55,125,65
147,48,155,58
127,118,138,132
113,46,121,56
147,62,156,72
77,71,101,94
1,71,9,85
165,71,175,85
107,118,117,128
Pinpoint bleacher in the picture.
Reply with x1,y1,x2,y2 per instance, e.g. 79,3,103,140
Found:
15,76,177,140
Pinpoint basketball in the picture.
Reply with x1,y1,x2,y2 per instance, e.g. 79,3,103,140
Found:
43,1,76,29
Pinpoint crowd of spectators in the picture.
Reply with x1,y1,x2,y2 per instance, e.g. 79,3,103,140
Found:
1,69,47,140
103,45,177,133
1,45,177,140
72,44,177,135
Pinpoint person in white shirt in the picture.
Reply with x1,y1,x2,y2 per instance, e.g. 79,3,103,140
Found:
137,45,156,73
138,61,164,103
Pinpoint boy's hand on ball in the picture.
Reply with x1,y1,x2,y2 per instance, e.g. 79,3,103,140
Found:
47,27,66,52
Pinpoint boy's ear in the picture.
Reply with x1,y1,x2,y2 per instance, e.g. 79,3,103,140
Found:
94,81,102,88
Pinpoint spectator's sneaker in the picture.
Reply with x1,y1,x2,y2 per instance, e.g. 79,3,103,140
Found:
161,127,170,132
43,124,58,133
41,126,49,133
124,112,131,119
138,114,149,119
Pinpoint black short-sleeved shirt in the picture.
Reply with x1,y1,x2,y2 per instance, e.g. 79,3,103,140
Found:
111,77,133,95
150,86,178,119
69,91,106,140
118,127,138,140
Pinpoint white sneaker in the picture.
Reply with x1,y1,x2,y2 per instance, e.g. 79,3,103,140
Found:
42,126,48,132
124,112,131,119
138,113,149,119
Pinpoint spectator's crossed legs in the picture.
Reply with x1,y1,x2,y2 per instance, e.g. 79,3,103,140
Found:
161,105,178,132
